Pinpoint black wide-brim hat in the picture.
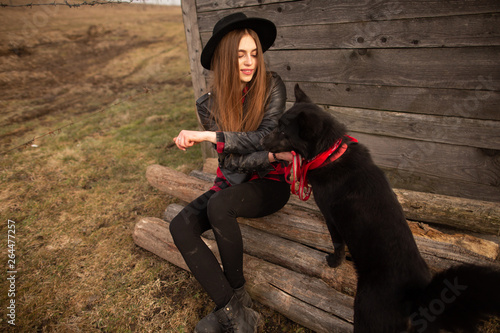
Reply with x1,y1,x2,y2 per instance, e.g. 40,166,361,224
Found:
200,12,277,70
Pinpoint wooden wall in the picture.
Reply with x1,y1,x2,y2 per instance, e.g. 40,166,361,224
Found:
181,0,500,202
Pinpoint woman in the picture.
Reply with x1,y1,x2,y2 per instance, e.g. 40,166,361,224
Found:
170,12,292,333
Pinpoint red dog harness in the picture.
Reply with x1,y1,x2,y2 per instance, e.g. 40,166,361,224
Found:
285,136,358,201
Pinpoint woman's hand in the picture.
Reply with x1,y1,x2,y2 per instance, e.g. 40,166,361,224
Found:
269,151,294,163
173,130,216,151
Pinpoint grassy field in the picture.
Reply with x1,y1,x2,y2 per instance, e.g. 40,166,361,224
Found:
1,3,498,333
0,4,312,332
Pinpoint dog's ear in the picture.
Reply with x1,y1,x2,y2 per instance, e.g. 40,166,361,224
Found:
294,84,312,104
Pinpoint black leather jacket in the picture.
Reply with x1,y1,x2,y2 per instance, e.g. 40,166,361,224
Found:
196,72,287,185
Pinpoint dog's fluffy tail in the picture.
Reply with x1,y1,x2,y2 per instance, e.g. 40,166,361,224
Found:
410,264,500,332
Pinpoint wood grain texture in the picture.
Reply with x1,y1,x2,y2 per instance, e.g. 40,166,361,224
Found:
197,0,500,30
181,0,208,99
133,216,355,333
350,132,500,202
148,164,500,252
138,163,500,331
185,0,500,201
149,164,500,234
196,0,296,13
326,105,500,150
133,214,498,331
200,13,500,49
282,81,500,121
164,203,359,295
267,47,500,90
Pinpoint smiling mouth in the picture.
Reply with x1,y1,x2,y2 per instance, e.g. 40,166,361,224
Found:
241,69,253,75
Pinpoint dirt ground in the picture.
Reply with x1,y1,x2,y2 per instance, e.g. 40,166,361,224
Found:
0,3,314,332
1,2,190,149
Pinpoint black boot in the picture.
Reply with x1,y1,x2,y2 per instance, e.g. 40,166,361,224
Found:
234,285,252,308
194,286,253,333
194,310,221,333
214,295,260,333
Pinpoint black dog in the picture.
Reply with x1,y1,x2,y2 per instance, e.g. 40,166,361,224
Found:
261,84,500,332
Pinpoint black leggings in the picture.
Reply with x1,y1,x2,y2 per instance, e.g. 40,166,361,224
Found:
169,179,290,308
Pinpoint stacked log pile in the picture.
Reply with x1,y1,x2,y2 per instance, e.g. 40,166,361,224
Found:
133,163,500,333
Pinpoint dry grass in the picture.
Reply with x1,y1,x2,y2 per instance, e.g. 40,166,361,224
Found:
1,3,497,333
0,4,311,332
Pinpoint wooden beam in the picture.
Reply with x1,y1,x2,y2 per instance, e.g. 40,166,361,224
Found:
181,0,217,160
133,216,355,333
147,164,500,263
181,0,208,99
267,47,500,91
196,0,296,13
394,188,500,237
350,132,500,203
201,13,500,49
271,13,500,49
147,164,500,235
325,105,499,150
133,213,499,331
282,81,500,121
197,0,500,31
244,257,354,333
140,164,500,331
164,201,499,278
164,203,358,295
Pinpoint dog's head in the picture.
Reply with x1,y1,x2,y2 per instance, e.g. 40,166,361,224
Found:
261,84,346,160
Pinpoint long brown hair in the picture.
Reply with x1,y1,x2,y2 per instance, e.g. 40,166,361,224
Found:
210,29,270,132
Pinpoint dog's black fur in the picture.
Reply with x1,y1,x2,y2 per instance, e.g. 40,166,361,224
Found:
261,84,500,332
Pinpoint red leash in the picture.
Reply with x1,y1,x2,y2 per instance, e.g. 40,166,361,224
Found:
285,136,357,201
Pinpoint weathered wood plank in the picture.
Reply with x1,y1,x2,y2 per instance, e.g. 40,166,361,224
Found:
155,166,500,262
349,132,500,202
200,13,500,49
133,215,499,333
148,164,500,233
324,105,500,150
189,0,500,204
181,0,208,99
266,47,500,90
229,207,500,271
133,216,355,333
196,0,296,13
244,259,355,333
397,191,500,237
197,0,500,30
198,162,500,239
165,202,499,268
133,216,191,272
387,168,500,205
409,222,500,262
268,121,499,201
163,203,359,295
182,0,215,160
282,81,500,121
275,13,500,49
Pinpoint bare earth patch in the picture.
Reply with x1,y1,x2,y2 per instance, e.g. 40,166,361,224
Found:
0,3,314,332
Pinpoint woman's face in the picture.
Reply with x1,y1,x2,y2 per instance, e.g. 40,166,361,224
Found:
238,34,257,86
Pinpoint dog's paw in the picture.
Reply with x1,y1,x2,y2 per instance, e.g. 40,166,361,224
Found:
326,253,344,268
